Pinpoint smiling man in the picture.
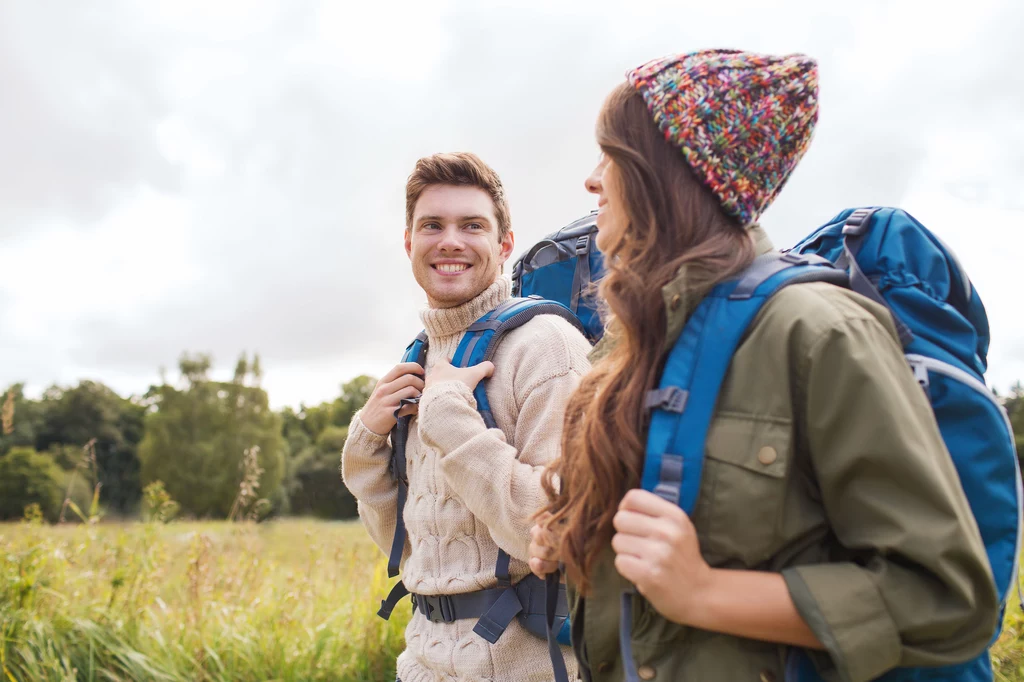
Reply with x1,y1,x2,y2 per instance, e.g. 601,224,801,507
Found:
341,152,590,682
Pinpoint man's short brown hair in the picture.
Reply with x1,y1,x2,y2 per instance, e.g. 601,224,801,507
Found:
405,152,511,241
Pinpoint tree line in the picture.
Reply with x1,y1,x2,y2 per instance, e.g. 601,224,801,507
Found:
0,352,374,522
1,353,1022,524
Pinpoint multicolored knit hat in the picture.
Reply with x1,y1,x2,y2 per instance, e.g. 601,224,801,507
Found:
627,49,819,227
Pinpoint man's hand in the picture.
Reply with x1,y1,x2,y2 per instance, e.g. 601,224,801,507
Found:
359,362,425,435
425,357,494,392
528,512,560,578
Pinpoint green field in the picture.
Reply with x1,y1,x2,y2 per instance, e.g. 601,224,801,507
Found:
2,519,1022,681
0,520,407,681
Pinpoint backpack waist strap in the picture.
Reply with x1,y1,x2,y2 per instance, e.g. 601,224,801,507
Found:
404,575,570,641
411,588,506,623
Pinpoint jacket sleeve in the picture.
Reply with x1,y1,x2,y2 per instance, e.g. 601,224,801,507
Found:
417,318,590,562
340,413,408,563
781,316,999,682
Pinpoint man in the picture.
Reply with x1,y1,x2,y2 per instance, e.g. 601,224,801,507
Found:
342,152,590,682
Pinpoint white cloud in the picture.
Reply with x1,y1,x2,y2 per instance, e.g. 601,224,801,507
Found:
2,0,1022,408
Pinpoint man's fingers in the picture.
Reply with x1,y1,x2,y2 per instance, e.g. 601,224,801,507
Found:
529,557,560,578
380,362,425,384
396,403,419,419
529,538,558,562
476,361,495,380
384,373,425,395
530,522,558,546
389,387,422,416
534,511,554,526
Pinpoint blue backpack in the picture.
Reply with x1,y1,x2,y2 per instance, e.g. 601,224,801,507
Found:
784,207,1022,682
617,207,1021,682
511,210,606,342
375,297,586,681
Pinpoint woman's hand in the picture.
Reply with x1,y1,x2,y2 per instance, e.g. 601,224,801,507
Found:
612,488,712,625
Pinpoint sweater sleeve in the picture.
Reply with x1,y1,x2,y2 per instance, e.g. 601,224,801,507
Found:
340,412,408,563
417,316,591,562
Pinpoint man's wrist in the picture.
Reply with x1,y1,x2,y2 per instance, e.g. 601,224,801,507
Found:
352,412,392,440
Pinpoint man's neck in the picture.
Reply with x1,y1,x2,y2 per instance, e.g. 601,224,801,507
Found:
420,277,512,339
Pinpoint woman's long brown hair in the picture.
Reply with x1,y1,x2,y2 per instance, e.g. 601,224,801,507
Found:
540,82,757,593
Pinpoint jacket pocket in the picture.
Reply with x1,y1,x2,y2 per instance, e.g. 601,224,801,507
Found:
699,411,794,565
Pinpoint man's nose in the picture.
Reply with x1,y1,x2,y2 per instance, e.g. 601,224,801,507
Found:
437,225,465,251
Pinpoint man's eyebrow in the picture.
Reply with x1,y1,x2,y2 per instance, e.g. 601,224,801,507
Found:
417,215,493,223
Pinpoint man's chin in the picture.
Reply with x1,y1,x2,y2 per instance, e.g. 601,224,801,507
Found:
424,278,493,309
424,283,469,308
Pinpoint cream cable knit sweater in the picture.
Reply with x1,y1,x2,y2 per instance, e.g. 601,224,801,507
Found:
342,276,590,682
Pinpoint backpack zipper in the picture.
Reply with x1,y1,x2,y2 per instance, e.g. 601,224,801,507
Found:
904,353,1023,607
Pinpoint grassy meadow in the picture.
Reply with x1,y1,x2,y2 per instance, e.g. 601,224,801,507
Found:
0,519,408,682
2,518,1024,681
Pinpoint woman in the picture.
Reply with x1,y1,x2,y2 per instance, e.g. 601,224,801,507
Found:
528,49,998,682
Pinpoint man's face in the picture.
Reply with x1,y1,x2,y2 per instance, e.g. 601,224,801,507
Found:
405,185,514,308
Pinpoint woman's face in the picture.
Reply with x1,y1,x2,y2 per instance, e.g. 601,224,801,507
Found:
585,153,627,253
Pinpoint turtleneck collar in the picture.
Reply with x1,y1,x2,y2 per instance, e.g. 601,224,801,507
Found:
419,275,512,341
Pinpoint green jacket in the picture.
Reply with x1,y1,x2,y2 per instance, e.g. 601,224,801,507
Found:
572,226,999,682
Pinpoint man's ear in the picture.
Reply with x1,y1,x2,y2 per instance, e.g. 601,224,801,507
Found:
499,229,515,263
404,228,413,260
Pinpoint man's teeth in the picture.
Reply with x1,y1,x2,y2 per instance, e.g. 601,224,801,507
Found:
437,264,468,273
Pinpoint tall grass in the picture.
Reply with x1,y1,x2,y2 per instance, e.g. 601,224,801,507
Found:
3,517,1024,681
0,519,408,682
995,587,1024,681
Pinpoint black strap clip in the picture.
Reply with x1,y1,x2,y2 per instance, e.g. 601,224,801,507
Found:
413,593,456,623
576,235,590,255
842,208,877,236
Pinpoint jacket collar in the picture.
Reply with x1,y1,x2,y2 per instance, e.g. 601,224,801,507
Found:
589,225,775,361
658,224,775,352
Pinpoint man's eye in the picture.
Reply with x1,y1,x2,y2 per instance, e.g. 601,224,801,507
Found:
423,223,440,230
466,223,483,230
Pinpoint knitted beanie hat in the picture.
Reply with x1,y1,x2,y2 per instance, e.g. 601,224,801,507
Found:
626,49,819,227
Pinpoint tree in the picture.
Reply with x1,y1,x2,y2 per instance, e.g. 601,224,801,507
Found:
287,426,358,519
276,375,376,518
1005,382,1024,459
138,353,286,518
0,384,44,456
334,375,375,427
0,447,63,522
280,406,313,457
34,381,145,515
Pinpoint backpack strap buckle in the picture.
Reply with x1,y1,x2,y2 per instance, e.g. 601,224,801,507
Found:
842,208,877,236
644,387,688,413
576,235,590,255
413,593,457,623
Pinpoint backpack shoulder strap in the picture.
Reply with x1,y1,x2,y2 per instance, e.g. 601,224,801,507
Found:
452,296,586,428
643,254,844,514
620,255,845,682
377,331,428,620
448,297,583,654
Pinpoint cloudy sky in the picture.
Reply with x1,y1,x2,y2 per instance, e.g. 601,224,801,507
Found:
2,0,1022,409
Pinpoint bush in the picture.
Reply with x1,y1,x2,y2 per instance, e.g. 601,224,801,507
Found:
0,448,63,522
287,427,358,519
